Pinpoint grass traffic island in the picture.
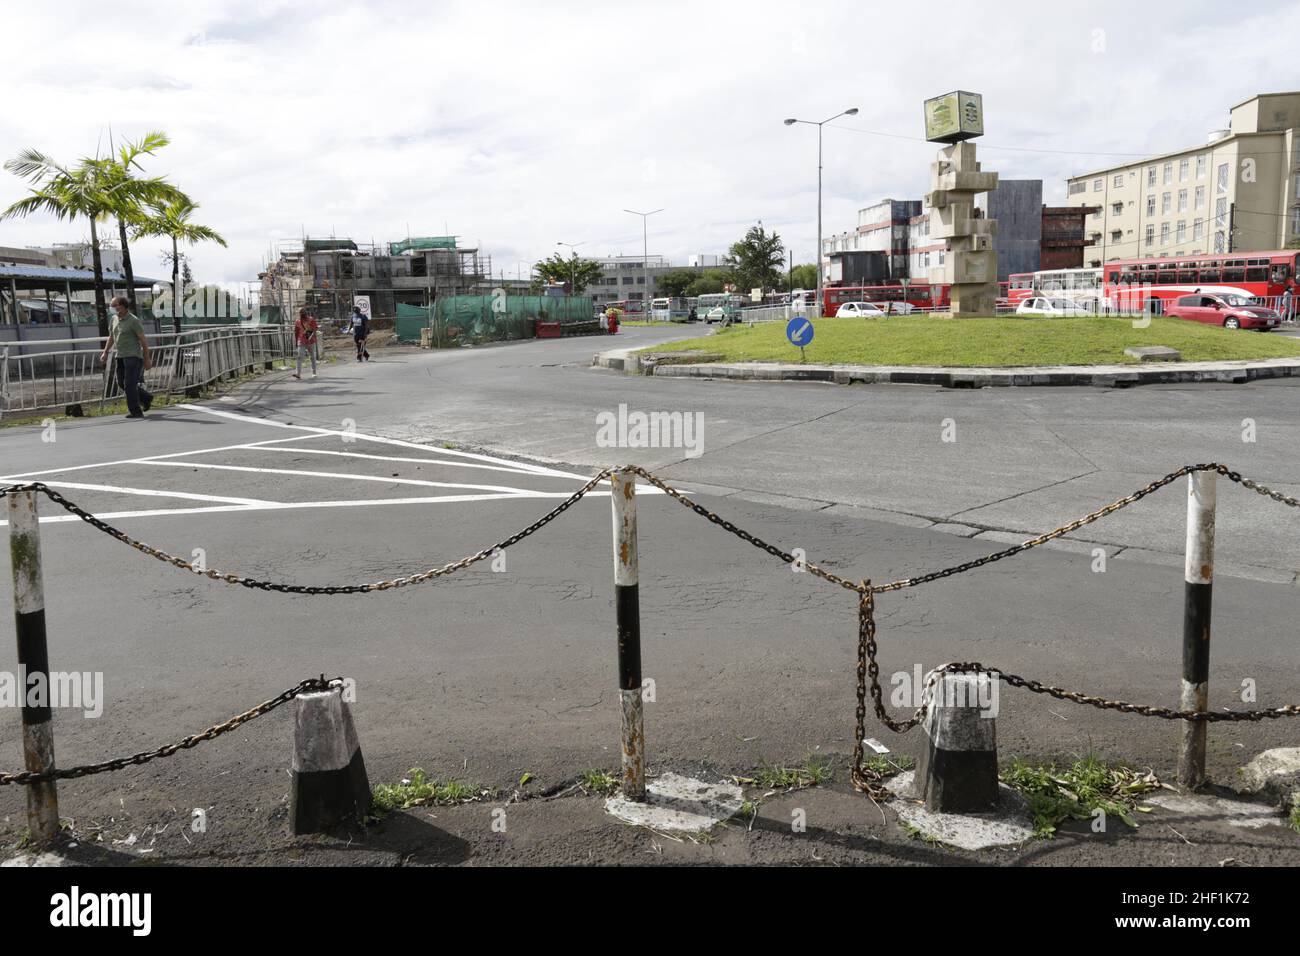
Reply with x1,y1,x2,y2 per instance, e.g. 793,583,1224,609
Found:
638,316,1300,368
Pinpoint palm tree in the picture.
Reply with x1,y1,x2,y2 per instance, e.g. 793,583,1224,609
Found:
133,198,227,333
100,131,184,315
2,148,179,336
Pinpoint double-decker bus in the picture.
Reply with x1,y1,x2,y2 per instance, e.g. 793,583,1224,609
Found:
822,283,950,317
1101,251,1299,313
1007,268,1103,306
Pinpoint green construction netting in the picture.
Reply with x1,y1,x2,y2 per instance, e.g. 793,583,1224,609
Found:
394,295,595,345
389,236,458,255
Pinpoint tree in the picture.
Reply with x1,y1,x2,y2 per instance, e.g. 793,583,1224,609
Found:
683,268,733,298
655,270,699,298
133,198,227,333
788,263,818,291
533,252,603,295
99,131,184,314
724,222,785,294
2,148,179,336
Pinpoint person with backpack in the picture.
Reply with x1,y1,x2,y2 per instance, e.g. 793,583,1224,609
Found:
292,307,319,379
349,305,370,361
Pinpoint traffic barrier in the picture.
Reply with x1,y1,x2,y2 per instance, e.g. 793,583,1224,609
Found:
1180,471,1215,787
3,462,1300,823
915,670,999,813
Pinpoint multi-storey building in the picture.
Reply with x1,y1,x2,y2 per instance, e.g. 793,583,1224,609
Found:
1064,91,1300,265
586,255,722,308
822,199,921,282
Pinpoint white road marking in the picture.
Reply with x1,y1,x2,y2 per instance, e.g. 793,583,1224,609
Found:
0,434,320,480
174,403,589,479
0,477,272,507
0,491,612,526
140,460,561,496
244,445,578,479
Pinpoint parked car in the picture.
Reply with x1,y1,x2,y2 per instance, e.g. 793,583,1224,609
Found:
836,301,886,318
1165,293,1279,331
1015,296,1093,317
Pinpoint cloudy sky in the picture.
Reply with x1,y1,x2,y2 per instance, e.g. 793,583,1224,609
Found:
1,0,1297,285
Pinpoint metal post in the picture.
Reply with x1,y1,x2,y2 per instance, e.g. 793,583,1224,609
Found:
610,469,645,802
816,122,823,320
7,489,60,842
1179,470,1215,789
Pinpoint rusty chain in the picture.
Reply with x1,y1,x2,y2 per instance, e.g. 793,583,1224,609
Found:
3,461,1299,793
0,677,338,786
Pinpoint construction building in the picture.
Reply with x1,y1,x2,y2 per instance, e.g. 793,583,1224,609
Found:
259,235,493,323
1064,91,1300,264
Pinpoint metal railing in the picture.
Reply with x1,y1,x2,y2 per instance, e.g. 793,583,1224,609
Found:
1,326,292,416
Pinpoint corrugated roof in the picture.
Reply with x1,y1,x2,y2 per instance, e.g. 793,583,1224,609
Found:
0,264,160,285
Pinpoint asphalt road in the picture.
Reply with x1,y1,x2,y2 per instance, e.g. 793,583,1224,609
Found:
0,329,1297,865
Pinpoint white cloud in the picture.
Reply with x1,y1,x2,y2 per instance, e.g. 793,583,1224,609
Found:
0,0,1296,282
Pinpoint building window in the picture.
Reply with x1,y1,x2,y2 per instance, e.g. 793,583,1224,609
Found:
1111,202,1123,215
1179,158,1189,182
1196,155,1206,178
1161,192,1171,214
1217,163,1229,193
1145,225,1155,247
1215,197,1228,227
621,277,634,285
1292,208,1300,235
1193,219,1204,240
1146,195,1156,216
1177,189,1187,212
1213,231,1225,253
1194,185,1205,210
1160,223,1170,245
1176,221,1186,242
1163,163,1173,184
1093,178,1103,192
1113,174,1124,188
1068,181,1086,195
938,250,945,265
1147,167,1156,187
1110,230,1122,242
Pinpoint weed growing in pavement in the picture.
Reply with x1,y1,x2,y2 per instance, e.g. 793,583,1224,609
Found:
1289,801,1300,836
370,768,488,815
747,753,833,792
863,754,915,778
578,769,619,795
999,754,1161,839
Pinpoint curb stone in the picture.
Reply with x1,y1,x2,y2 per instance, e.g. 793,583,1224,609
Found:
592,350,1300,388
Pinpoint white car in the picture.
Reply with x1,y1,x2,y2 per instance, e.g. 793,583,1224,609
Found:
1015,296,1093,317
836,301,886,318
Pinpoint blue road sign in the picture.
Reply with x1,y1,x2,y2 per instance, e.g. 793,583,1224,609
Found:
786,317,815,348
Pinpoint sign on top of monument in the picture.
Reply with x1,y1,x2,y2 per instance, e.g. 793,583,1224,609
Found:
924,91,983,144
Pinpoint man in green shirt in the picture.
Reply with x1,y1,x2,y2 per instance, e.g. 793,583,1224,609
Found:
98,296,154,418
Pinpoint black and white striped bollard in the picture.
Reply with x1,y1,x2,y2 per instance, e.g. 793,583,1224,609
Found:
289,683,370,834
7,489,61,842
610,469,646,802
1179,470,1215,788
916,669,999,813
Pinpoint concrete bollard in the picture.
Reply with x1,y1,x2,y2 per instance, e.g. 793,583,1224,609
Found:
7,489,60,843
289,685,370,834
916,670,999,813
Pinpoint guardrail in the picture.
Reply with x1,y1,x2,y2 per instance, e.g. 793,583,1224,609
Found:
0,326,292,416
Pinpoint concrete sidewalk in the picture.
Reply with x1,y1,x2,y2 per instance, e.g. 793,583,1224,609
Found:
594,347,1300,388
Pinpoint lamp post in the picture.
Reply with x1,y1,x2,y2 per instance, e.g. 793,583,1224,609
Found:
557,241,586,294
624,208,664,318
784,108,858,320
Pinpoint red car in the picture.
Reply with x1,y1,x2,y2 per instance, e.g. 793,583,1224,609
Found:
1165,293,1279,331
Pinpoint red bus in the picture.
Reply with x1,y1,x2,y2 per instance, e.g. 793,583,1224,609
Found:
822,283,950,316
1101,251,1299,312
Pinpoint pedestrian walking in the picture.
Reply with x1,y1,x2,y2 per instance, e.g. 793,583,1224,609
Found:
293,307,319,378
349,305,370,361
98,296,153,419
1281,286,1293,323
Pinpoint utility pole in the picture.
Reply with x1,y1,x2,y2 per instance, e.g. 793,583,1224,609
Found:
785,108,858,318
624,209,664,316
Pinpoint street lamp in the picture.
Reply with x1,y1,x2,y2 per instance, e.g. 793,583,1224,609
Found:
783,107,858,320
624,208,664,317
556,241,586,294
